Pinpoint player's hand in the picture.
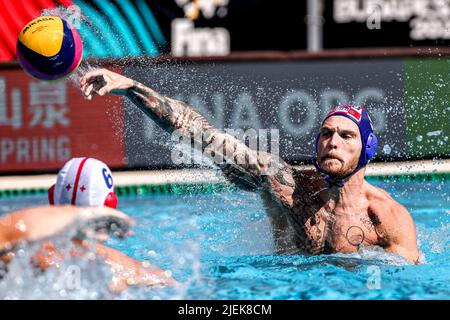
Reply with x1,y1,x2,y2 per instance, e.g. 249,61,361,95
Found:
77,206,135,240
80,68,134,99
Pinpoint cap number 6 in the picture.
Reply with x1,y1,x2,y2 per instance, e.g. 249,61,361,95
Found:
102,168,113,189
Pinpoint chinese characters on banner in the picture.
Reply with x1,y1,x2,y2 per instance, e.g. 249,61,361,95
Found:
0,69,126,172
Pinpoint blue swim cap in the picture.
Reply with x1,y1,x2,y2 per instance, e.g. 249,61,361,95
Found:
314,104,378,187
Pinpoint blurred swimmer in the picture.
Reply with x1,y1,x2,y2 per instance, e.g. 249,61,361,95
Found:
80,69,420,264
0,157,177,291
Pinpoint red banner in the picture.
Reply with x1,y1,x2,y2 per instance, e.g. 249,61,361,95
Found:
0,68,126,173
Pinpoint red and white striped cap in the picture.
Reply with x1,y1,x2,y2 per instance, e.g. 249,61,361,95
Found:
48,157,118,208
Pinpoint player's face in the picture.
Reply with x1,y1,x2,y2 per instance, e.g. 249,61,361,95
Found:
316,116,362,178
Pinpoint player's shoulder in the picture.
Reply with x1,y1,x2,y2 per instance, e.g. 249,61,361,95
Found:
364,181,409,222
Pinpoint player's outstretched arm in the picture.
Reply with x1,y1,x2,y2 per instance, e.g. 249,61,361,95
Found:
80,69,296,203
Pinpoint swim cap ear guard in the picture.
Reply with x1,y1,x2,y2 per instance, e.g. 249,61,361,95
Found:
48,184,55,205
104,192,118,209
313,105,378,188
364,132,378,164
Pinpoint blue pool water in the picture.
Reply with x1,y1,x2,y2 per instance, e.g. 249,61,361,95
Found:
0,178,449,299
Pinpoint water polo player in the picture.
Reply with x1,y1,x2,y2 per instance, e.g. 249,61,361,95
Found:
0,157,177,291
80,69,420,264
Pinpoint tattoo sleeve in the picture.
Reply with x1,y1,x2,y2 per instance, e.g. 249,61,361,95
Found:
125,81,295,204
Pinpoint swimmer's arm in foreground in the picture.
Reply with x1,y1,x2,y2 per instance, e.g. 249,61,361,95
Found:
369,190,420,264
0,206,177,290
32,240,178,291
93,242,179,290
0,205,132,263
0,205,131,251
81,69,296,207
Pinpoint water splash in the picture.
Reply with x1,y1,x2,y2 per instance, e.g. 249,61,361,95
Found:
0,231,115,299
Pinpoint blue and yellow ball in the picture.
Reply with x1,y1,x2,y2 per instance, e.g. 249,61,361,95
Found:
17,16,83,81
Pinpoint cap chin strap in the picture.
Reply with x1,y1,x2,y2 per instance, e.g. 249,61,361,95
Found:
325,175,345,189
313,158,363,189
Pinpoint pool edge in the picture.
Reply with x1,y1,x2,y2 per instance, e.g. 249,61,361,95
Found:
0,159,449,197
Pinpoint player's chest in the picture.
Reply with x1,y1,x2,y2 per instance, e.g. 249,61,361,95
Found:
293,206,380,253
323,215,380,253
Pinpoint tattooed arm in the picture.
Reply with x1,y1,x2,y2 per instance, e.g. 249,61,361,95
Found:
80,69,295,205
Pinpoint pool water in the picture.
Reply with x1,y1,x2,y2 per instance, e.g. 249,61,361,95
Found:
0,178,449,299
